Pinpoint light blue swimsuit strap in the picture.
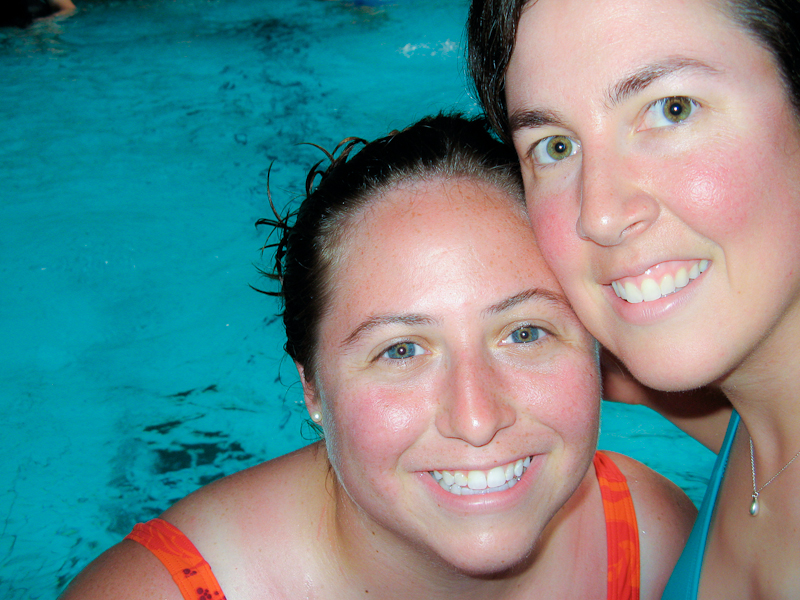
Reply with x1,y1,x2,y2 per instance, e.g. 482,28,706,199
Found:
661,409,740,599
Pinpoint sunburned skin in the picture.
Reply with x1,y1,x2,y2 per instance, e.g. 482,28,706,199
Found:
611,259,709,303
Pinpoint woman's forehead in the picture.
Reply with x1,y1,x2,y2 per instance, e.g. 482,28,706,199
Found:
326,179,561,304
508,0,762,112
347,178,531,256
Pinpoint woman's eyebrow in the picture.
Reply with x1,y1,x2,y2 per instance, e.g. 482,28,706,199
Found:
508,58,721,135
484,288,574,317
509,106,566,134
340,289,573,348
607,57,721,107
341,314,437,348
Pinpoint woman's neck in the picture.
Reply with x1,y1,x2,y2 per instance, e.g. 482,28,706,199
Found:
720,302,800,458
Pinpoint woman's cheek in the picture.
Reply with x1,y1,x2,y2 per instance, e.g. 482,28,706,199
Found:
517,355,600,435
335,383,429,457
666,148,749,233
529,200,583,285
556,361,601,430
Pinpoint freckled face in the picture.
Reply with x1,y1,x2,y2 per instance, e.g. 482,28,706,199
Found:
505,0,800,391
306,178,599,574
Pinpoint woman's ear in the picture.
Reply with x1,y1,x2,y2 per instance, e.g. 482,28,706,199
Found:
296,363,323,423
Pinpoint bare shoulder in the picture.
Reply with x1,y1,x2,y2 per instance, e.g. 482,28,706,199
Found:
58,538,183,600
60,443,330,600
601,451,697,600
165,441,327,532
164,442,332,595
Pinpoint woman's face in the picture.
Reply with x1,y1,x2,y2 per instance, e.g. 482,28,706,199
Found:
505,0,800,391
304,178,599,574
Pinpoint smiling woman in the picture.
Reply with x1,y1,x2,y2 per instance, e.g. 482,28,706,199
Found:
467,0,800,597
58,114,695,599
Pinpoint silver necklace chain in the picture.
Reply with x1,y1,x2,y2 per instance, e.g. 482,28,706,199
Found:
749,436,800,516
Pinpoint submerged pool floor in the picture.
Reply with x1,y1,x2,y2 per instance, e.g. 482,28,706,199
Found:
0,1,714,597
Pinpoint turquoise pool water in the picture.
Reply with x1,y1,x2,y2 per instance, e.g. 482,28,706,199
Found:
0,1,715,596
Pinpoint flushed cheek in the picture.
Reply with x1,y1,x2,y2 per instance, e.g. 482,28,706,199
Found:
522,359,600,442
556,365,600,435
669,152,753,235
527,194,585,278
668,153,800,287
332,385,429,474
667,116,800,233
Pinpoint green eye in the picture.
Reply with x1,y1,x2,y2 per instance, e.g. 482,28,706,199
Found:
546,136,574,160
532,135,580,165
662,97,694,123
643,96,700,129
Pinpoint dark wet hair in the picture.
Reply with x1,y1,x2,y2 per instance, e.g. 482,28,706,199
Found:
256,113,523,381
467,0,800,143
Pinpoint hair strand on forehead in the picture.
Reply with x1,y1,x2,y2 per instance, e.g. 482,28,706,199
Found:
254,112,523,380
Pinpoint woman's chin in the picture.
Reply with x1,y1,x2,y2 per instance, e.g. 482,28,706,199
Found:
423,532,540,578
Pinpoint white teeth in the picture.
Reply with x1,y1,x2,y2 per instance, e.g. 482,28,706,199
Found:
674,267,689,288
640,278,661,302
612,261,709,304
468,471,487,490
432,457,531,496
624,281,643,303
659,274,675,296
487,466,507,488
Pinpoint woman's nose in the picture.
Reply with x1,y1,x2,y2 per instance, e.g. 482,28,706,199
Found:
576,150,659,247
435,354,516,447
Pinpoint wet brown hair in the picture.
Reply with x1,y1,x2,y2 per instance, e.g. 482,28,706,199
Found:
256,113,523,380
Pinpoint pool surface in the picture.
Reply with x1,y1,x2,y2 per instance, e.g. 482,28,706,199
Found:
0,1,715,597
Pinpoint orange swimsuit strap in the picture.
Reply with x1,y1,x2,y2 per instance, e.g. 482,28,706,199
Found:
595,450,641,600
126,518,227,600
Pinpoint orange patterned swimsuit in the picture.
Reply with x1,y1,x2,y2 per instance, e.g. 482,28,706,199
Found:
126,519,226,600
594,450,641,599
126,451,639,600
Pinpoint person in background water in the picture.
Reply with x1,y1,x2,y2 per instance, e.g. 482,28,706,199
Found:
1,0,74,28
58,114,695,599
467,0,800,597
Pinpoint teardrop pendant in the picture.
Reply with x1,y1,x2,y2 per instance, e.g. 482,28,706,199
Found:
749,495,759,516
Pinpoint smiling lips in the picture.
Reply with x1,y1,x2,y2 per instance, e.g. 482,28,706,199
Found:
430,456,532,496
611,259,709,303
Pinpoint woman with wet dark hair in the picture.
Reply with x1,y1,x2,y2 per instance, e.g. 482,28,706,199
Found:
59,114,694,599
